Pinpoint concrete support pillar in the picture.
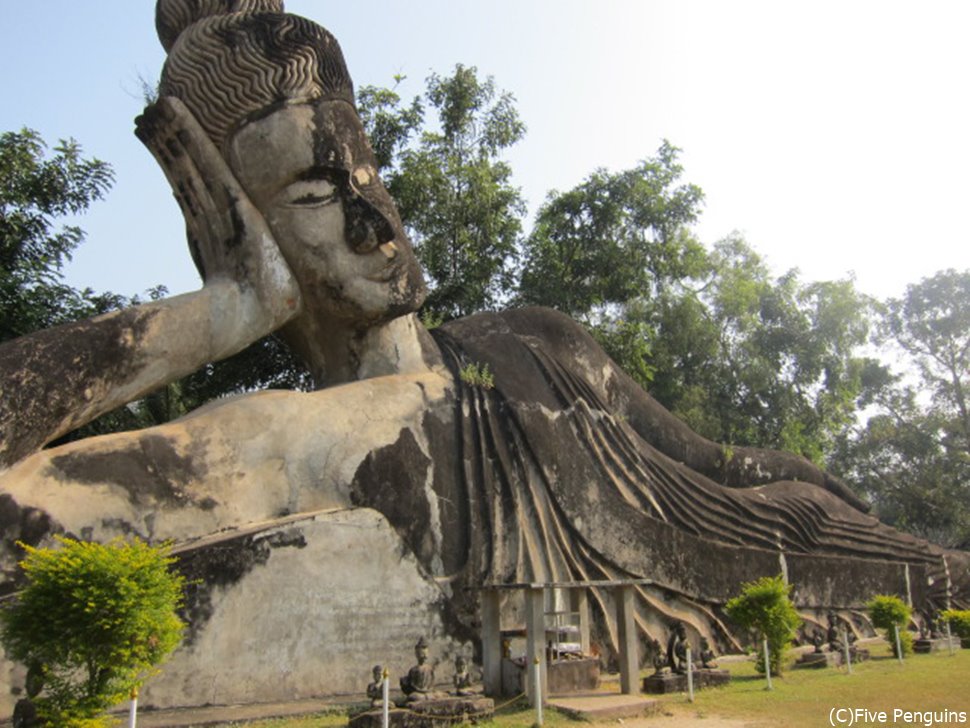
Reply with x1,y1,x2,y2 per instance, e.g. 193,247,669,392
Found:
616,584,639,695
525,587,547,705
569,588,591,655
481,589,502,697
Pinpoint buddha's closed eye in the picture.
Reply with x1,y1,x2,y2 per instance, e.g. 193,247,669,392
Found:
283,179,339,208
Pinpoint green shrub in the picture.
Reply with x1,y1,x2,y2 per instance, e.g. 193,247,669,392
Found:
725,574,801,675
867,595,912,658
0,537,186,726
942,609,970,642
459,361,495,389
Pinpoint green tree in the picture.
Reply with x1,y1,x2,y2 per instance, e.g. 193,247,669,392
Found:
362,65,527,321
518,140,707,320
680,239,879,462
725,574,801,675
867,594,912,657
0,537,185,726
356,77,423,172
833,269,970,547
885,269,970,457
0,128,116,341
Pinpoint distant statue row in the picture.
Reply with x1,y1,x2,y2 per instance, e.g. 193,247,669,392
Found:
366,638,479,707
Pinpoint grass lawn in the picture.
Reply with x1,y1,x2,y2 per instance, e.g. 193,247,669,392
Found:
658,641,970,728
202,642,970,728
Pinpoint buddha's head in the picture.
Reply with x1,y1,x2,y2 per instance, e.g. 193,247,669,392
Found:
142,0,426,328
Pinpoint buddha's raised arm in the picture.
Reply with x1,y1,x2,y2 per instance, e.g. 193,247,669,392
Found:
0,98,302,468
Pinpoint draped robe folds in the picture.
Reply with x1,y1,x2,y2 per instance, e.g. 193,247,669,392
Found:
350,307,970,651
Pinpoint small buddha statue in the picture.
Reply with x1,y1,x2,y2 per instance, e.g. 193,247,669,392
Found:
811,628,825,654
666,621,691,674
826,612,843,652
452,655,475,696
699,637,718,669
12,663,43,728
366,665,385,707
650,638,669,675
400,637,439,702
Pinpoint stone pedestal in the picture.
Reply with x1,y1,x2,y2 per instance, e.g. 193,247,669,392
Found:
914,637,961,653
500,656,600,696
642,669,730,694
795,652,840,669
548,658,600,695
348,697,494,728
802,647,869,667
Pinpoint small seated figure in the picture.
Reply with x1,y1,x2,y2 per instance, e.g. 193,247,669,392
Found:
452,656,476,696
699,637,719,669
826,612,844,652
12,663,43,728
811,628,825,654
666,621,692,674
366,665,385,707
650,638,669,675
400,637,441,702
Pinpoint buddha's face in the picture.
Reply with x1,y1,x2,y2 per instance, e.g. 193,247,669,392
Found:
226,99,426,325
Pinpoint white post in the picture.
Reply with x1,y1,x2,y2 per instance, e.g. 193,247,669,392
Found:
841,627,852,674
763,638,773,691
894,625,904,664
533,657,543,726
946,621,955,657
382,668,390,728
686,645,694,703
128,687,138,728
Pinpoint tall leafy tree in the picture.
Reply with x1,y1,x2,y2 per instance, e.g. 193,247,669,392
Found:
885,269,970,457
517,140,707,320
0,128,117,340
361,65,527,322
833,270,970,547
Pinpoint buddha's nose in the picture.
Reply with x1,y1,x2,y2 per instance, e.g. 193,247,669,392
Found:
345,195,395,254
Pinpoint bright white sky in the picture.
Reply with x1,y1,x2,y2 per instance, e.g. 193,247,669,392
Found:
2,1,968,302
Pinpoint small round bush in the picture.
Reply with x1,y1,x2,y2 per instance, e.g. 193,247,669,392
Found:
867,594,912,657
726,574,801,675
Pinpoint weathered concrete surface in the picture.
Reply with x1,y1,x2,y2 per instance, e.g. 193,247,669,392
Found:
547,694,660,721
141,508,463,709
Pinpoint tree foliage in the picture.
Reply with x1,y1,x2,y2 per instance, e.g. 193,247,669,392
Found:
725,574,801,675
518,140,706,319
833,270,970,548
359,65,526,321
867,594,912,657
0,128,117,341
0,537,185,726
653,238,880,462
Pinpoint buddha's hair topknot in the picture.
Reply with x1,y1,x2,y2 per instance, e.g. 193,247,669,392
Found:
156,0,286,52
154,0,354,150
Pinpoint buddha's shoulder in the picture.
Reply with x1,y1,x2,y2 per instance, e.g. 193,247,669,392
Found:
438,306,603,361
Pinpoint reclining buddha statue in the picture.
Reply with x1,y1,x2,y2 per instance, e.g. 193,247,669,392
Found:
0,0,966,710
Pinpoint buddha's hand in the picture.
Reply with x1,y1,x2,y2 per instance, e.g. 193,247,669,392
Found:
135,96,302,327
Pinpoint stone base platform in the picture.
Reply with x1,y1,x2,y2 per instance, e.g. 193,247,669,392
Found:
914,637,961,653
548,694,659,721
795,652,840,669
348,697,494,728
500,656,600,696
642,669,731,694
795,647,869,668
